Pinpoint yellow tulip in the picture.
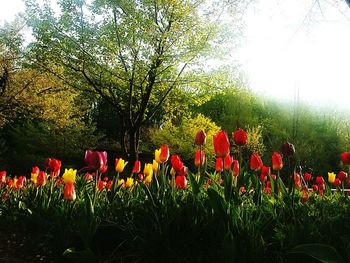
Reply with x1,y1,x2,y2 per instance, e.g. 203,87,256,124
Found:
115,158,128,173
118,179,125,186
328,172,336,184
155,149,161,163
62,168,77,184
144,163,153,177
152,160,159,174
31,173,38,185
145,174,153,185
125,177,134,188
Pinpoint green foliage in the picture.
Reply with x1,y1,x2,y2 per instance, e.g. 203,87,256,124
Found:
149,114,220,169
194,84,350,173
1,119,100,174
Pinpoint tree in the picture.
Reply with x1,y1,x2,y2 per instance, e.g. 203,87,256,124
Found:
24,0,223,161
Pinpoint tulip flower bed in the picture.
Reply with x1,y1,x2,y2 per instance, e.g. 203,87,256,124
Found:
1,130,350,263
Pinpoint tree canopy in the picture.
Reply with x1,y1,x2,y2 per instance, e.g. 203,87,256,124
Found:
24,0,225,160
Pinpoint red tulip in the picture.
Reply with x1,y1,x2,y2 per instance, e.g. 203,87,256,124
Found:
270,174,277,181
281,142,295,157
213,131,230,158
64,183,76,201
175,175,187,189
347,179,350,187
338,171,347,181
37,171,47,187
84,150,108,173
47,158,61,177
333,178,341,187
215,157,223,173
194,150,205,167
224,155,233,171
0,171,6,184
132,160,141,173
16,176,26,189
233,128,247,146
32,166,40,175
159,145,170,163
250,153,263,171
340,152,350,165
261,165,270,177
318,183,325,192
303,173,312,182
195,130,206,146
7,179,13,188
315,176,324,185
233,160,239,177
259,173,267,182
106,180,113,190
98,180,105,191
312,184,318,192
171,155,187,176
271,152,283,170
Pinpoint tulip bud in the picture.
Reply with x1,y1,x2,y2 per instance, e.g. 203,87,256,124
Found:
213,131,230,158
175,175,187,189
37,171,47,187
64,183,76,201
315,176,324,185
271,152,283,170
224,155,233,171
340,152,350,165
62,168,77,184
132,160,141,174
303,172,312,182
333,178,341,187
0,171,6,184
125,177,134,188
250,153,263,171
233,160,239,177
98,180,105,191
338,171,347,181
281,142,295,157
328,172,336,184
233,128,247,146
142,163,152,178
159,145,170,163
215,157,223,173
195,130,206,146
106,180,113,190
115,158,128,173
194,150,205,167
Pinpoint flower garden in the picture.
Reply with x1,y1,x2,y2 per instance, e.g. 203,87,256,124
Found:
1,129,350,263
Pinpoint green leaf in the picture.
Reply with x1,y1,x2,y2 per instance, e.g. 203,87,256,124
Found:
188,172,200,196
207,188,226,218
224,171,233,201
289,243,346,263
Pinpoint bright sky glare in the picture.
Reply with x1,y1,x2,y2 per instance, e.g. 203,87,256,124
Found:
2,0,350,110
236,0,350,110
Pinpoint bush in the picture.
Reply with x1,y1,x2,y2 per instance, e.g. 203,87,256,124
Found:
149,114,220,169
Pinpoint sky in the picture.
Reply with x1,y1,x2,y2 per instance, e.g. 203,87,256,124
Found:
1,0,350,110
236,0,350,110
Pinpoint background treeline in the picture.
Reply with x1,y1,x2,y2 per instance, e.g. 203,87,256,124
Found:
1,0,349,176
